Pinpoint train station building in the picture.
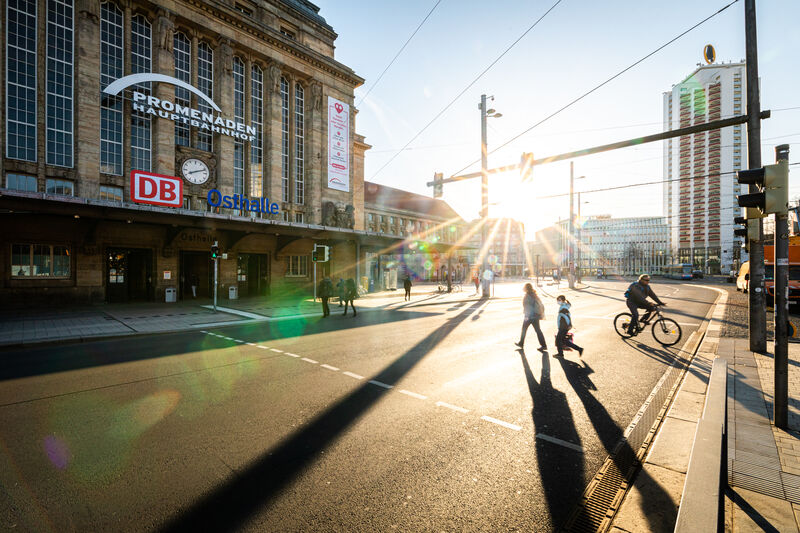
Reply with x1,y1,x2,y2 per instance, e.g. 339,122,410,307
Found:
0,0,412,305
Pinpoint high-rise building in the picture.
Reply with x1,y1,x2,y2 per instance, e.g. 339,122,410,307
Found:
663,61,746,274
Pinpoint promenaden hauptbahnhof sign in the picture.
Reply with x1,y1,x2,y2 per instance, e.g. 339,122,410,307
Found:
103,73,256,142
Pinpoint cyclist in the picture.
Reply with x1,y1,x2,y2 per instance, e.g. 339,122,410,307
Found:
626,274,666,336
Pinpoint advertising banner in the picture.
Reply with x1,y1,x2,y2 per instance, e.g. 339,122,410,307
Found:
327,96,350,192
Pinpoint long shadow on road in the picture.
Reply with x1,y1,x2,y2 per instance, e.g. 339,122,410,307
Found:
158,298,489,532
519,348,584,530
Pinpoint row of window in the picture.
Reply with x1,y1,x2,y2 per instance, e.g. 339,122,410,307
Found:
6,1,307,207
366,213,462,241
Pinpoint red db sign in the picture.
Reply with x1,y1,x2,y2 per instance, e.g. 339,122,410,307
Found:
130,171,182,207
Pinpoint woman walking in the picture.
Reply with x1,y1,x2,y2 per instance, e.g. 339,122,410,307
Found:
555,295,583,357
515,283,547,351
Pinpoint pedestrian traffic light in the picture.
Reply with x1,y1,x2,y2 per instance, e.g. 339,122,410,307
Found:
211,241,220,259
520,152,534,181
737,161,789,215
432,172,443,199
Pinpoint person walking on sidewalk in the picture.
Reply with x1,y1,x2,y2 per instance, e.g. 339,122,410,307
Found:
190,273,199,299
403,276,412,301
472,274,480,294
336,278,345,307
318,276,333,317
343,278,358,316
515,283,547,351
555,295,583,357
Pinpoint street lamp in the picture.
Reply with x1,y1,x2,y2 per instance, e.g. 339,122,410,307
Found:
479,94,502,298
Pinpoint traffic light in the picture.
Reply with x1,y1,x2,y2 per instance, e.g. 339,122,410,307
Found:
733,216,747,238
433,172,443,199
211,241,220,259
737,160,789,215
520,152,534,181
312,244,330,262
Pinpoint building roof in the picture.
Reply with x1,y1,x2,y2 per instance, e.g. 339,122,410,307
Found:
364,181,461,221
281,0,333,32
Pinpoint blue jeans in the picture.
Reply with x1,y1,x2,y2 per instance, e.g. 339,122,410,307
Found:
519,317,546,348
627,301,653,334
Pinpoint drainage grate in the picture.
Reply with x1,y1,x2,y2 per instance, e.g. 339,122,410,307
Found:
560,334,703,533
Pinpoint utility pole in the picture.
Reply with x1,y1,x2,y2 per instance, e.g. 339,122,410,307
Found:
569,162,575,289
480,94,490,298
745,0,766,352
577,191,582,283
774,144,790,428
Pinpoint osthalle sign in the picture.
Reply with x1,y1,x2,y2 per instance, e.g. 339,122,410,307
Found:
327,96,350,192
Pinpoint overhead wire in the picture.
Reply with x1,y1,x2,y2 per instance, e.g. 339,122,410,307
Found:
367,0,566,181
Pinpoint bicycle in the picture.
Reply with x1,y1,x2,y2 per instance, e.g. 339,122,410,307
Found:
436,282,463,293
613,305,682,347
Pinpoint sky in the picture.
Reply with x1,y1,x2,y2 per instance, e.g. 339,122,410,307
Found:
314,0,800,239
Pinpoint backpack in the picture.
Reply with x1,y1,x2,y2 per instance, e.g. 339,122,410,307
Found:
624,283,635,300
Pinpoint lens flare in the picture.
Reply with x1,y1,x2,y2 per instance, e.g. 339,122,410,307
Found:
43,435,70,470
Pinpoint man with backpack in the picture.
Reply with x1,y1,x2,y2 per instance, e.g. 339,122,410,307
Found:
318,276,334,317
625,274,665,335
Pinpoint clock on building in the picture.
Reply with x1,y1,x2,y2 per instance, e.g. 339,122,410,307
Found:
181,158,210,185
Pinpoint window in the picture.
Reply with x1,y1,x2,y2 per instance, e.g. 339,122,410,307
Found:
295,213,304,223
196,42,213,151
250,65,263,198
130,15,151,171
286,255,308,277
280,28,295,40
46,178,73,196
280,77,290,202
100,2,124,175
295,83,305,204
7,0,38,161
46,0,74,167
282,211,289,222
233,57,245,198
99,184,122,202
12,244,71,277
173,32,191,146
183,196,190,210
6,173,37,192
235,3,252,16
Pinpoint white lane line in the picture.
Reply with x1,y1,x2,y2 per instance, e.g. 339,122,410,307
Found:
536,433,584,453
320,364,339,371
200,330,208,334
222,336,234,341
435,401,469,414
399,389,427,400
368,380,393,390
245,342,256,346
301,357,318,364
270,348,283,353
343,371,364,380
257,345,270,350
284,352,301,358
480,416,522,431
234,339,245,343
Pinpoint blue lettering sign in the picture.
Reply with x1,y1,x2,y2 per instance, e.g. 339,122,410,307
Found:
206,189,279,214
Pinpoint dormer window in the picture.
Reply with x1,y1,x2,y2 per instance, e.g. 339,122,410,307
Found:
280,27,295,40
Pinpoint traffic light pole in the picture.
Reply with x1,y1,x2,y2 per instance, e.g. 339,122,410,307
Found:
569,162,575,289
774,144,791,429
213,257,218,312
745,0,767,353
480,94,490,298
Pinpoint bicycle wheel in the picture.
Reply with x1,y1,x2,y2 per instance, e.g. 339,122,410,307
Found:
652,318,682,347
614,312,635,338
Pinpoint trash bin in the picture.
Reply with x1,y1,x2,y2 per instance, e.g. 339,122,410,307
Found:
165,287,177,303
228,285,238,300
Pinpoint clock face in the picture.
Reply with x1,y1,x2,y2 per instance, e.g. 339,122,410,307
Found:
181,158,210,185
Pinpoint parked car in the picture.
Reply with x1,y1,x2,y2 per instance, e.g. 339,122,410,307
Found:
692,269,704,279
737,262,750,292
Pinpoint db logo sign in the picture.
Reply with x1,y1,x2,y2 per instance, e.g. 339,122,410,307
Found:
130,171,182,207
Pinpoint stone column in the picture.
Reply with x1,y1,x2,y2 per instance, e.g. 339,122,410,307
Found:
307,81,324,224
153,11,175,176
75,0,102,198
215,38,234,197
266,63,284,212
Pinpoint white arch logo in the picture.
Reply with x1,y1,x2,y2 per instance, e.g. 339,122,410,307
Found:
103,73,221,112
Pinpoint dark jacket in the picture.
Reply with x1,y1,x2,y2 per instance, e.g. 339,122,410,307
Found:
626,282,664,308
345,278,357,299
319,279,333,298
403,278,412,290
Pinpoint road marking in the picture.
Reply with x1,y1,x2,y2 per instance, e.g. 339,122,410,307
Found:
222,336,234,341
200,330,208,334
270,348,283,353
257,345,270,350
435,401,469,414
301,357,318,364
399,389,427,400
536,433,584,453
245,342,256,346
200,305,266,320
234,339,245,343
481,416,522,431
284,352,300,358
343,371,364,380
368,380,393,390
320,364,339,371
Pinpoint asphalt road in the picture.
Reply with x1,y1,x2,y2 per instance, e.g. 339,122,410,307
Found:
0,279,721,532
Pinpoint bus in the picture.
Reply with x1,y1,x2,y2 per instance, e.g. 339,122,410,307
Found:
665,264,693,280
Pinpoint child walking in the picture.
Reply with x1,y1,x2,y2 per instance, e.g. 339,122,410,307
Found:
555,295,583,357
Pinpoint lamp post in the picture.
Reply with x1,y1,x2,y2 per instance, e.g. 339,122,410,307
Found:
577,194,589,282
479,94,502,298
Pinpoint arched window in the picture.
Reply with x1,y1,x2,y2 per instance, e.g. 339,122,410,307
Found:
280,77,289,202
46,0,74,167
100,2,124,175
232,57,245,197
196,42,213,151
250,65,264,198
173,32,191,146
7,0,38,161
294,83,304,205
130,14,151,171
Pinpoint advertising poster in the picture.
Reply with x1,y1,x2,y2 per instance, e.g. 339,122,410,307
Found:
327,96,350,192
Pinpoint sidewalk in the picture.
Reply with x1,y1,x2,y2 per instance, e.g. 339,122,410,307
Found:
610,288,800,532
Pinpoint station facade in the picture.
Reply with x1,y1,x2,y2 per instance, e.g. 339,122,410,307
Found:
1,0,400,305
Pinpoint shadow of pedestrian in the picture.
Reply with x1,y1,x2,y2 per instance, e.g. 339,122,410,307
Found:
519,349,584,529
158,299,489,532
